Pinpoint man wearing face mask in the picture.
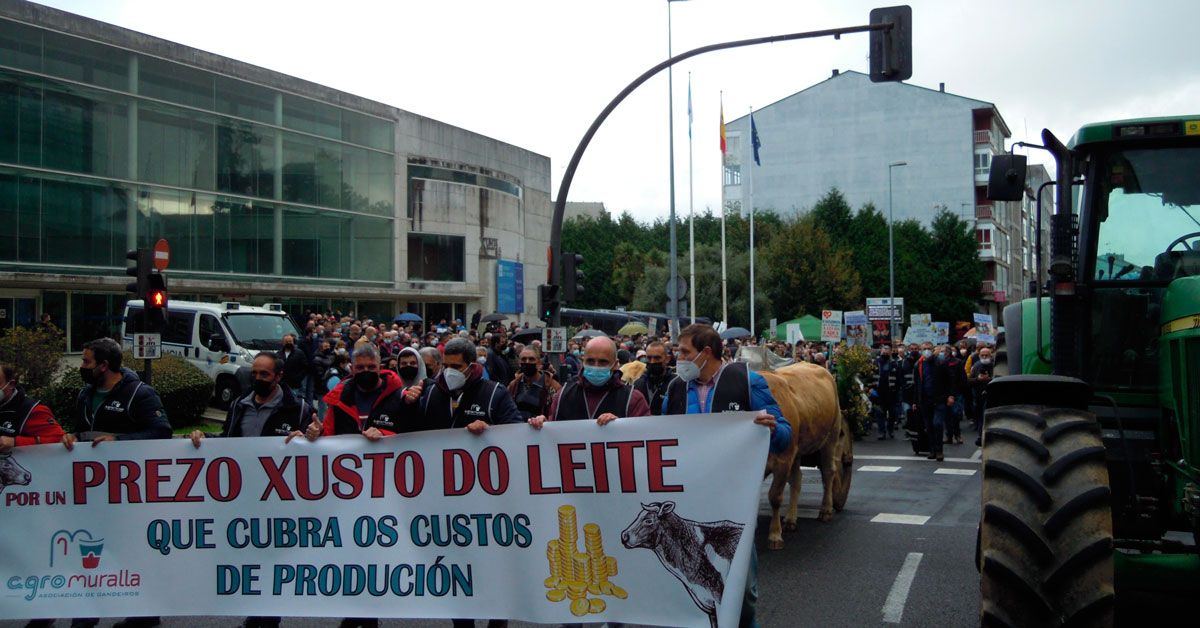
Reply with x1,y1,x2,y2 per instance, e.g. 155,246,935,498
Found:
61,339,170,628
874,344,901,439
0,363,64,452
508,347,561,421
913,341,950,462
969,345,996,446
303,345,423,448
485,333,514,386
419,346,443,384
944,344,969,445
420,338,522,433
632,341,673,416
395,346,427,391
276,334,309,399
529,337,649,429
659,324,790,628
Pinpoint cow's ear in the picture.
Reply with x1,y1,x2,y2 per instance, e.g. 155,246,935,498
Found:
659,501,676,516
642,502,659,511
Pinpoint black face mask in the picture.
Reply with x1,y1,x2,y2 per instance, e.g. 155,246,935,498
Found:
519,363,538,377
79,366,101,386
647,363,666,378
284,343,295,351
354,371,379,390
252,379,275,398
398,365,419,381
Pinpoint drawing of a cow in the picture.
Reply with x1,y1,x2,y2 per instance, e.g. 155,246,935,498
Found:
0,452,31,491
621,501,744,628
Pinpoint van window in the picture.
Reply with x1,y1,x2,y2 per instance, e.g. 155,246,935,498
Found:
199,314,227,350
162,312,195,345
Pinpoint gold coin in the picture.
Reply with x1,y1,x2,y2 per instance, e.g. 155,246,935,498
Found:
600,581,614,595
543,576,559,589
610,584,628,599
570,597,590,617
546,588,566,603
588,584,601,596
566,589,586,600
606,556,618,576
589,598,607,614
566,580,586,594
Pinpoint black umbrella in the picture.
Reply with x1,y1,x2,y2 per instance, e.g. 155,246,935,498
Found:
480,313,508,323
393,313,422,323
511,327,544,343
721,327,751,340
572,329,607,340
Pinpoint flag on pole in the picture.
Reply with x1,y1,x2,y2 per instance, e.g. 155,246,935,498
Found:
751,111,762,166
687,73,693,140
719,100,727,156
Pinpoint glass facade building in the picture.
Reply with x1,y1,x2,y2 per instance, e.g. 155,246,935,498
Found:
0,3,548,351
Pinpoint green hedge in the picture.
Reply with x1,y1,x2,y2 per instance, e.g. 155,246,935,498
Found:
37,352,214,431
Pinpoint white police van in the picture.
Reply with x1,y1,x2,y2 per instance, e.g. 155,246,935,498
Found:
121,300,300,408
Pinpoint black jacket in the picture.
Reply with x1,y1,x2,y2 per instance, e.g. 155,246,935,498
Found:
915,357,952,406
311,350,335,393
421,367,523,430
222,384,313,437
276,347,309,389
485,348,512,386
74,368,171,440
633,367,673,416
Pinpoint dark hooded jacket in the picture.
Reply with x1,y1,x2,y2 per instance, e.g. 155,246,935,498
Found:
321,369,420,436
420,363,522,430
74,367,171,440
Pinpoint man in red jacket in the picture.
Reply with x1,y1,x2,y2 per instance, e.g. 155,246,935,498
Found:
294,344,423,445
0,363,64,451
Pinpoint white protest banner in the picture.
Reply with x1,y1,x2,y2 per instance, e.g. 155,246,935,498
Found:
973,313,996,345
786,324,803,345
932,322,950,344
0,415,766,627
844,311,870,347
820,310,843,342
909,313,931,328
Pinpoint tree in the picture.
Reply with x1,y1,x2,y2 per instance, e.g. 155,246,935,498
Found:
846,202,890,300
762,213,862,319
809,188,854,245
925,210,985,323
630,244,772,330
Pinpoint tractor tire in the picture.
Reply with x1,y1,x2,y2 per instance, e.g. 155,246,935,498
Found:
979,404,1114,627
832,416,854,511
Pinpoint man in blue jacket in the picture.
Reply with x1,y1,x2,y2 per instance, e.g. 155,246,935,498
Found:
62,338,170,628
660,324,791,628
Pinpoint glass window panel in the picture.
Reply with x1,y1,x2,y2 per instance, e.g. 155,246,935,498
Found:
0,171,14,260
138,55,214,111
138,106,216,190
0,21,42,73
341,109,393,152
70,293,124,349
282,205,343,278
282,133,341,209
16,172,39,261
210,198,273,274
407,233,463,282
368,151,394,215
42,291,67,342
217,120,274,198
40,175,128,267
352,215,392,281
18,83,40,166
0,80,16,163
140,186,196,271
42,31,127,91
282,94,340,139
41,86,128,178
215,75,276,124
341,146,369,212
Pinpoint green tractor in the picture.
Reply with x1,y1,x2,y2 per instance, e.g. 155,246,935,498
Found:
979,116,1200,626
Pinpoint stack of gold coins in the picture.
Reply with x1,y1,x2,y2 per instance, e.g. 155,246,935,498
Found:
543,506,626,614
544,540,561,589
583,523,608,595
557,506,578,580
566,580,589,616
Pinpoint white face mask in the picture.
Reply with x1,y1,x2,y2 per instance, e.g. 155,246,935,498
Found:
676,355,707,383
443,367,467,391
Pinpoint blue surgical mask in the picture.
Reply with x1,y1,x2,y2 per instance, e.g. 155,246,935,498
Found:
582,366,612,387
921,350,932,358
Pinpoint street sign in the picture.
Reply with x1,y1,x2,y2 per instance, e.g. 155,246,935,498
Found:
542,327,568,353
786,323,803,344
866,297,904,322
665,275,688,300
153,239,170,271
821,310,843,342
769,318,778,340
132,333,162,359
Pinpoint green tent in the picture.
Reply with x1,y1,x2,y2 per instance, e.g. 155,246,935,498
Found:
772,315,821,342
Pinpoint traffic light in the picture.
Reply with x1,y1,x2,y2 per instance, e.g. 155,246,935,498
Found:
144,272,169,332
868,5,912,83
562,253,584,302
538,284,560,323
125,248,151,300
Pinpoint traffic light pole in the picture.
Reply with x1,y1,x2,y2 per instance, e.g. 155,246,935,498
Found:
546,18,899,331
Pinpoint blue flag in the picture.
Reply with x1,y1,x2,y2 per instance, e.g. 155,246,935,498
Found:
751,111,762,166
687,74,693,140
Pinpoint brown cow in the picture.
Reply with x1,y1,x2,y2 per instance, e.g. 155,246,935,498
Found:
757,362,850,549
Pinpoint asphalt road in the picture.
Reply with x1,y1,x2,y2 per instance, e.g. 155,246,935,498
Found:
1,434,982,628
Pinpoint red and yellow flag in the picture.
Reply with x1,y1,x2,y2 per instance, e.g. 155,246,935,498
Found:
719,102,727,155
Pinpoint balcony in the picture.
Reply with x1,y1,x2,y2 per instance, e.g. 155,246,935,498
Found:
974,130,992,145
974,129,1005,155
975,204,993,220
981,280,995,293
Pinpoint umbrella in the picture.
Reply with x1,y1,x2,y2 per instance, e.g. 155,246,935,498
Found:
572,329,607,340
617,322,649,336
721,327,751,340
511,327,544,343
393,313,422,323
480,313,508,323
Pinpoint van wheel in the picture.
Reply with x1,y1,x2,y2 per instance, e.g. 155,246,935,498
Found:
213,376,239,410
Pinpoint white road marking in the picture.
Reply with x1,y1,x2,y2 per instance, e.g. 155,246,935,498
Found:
871,513,931,525
971,447,983,461
857,454,981,464
882,552,924,623
859,465,902,472
934,468,977,476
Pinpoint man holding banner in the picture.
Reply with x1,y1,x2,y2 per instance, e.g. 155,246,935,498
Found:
420,337,523,432
530,336,650,429
662,324,791,628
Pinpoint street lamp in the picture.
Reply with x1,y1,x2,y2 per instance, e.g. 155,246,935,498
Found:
666,0,688,339
887,160,907,342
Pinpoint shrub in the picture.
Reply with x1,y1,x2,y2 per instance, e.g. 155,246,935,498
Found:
37,352,213,431
0,324,65,392
834,344,876,439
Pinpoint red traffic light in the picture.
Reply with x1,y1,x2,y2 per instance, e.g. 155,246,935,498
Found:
149,290,167,308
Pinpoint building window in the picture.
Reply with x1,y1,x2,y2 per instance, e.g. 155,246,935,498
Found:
974,152,991,176
724,164,741,186
407,233,464,282
976,227,992,251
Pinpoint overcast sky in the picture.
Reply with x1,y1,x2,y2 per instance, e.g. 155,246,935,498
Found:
40,0,1200,222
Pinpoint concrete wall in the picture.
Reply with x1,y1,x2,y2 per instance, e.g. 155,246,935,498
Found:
724,71,986,225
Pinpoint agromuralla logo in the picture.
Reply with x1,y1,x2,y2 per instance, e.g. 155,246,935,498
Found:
5,529,142,601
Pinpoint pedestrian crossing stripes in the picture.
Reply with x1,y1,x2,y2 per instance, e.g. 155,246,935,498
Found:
859,465,902,472
933,468,977,476
870,513,931,525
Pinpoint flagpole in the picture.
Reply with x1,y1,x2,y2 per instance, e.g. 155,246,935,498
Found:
748,105,756,341
687,72,696,324
720,91,729,327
